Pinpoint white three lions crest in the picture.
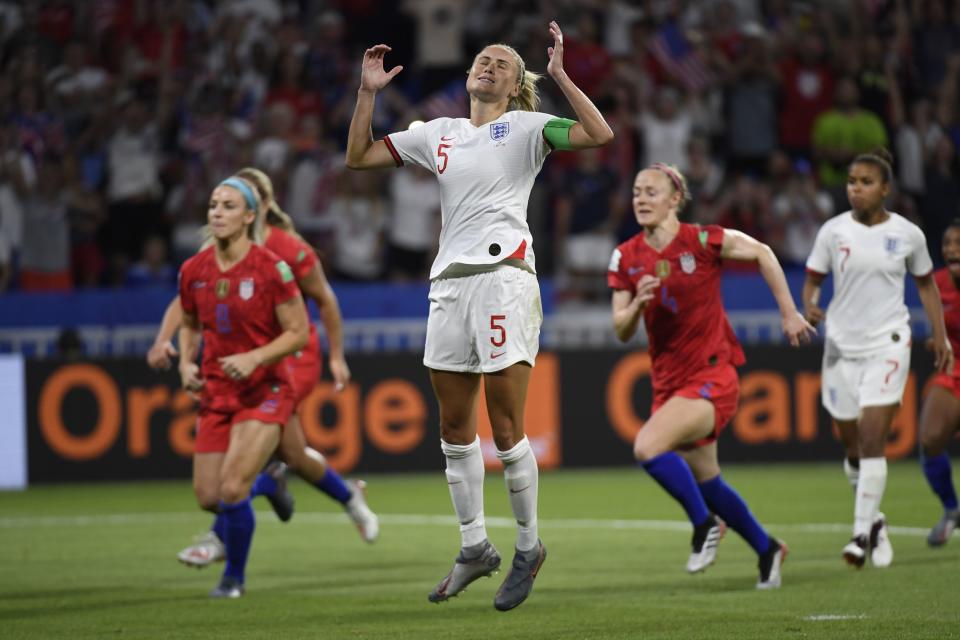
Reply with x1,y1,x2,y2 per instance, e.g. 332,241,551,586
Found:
490,121,510,141
680,252,696,274
239,278,254,300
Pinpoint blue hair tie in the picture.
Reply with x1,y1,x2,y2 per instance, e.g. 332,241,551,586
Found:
219,177,258,211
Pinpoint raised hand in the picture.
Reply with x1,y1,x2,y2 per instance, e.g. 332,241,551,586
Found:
546,21,565,78
360,44,403,92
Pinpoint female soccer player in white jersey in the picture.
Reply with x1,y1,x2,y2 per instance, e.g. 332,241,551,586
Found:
345,21,613,611
803,149,953,569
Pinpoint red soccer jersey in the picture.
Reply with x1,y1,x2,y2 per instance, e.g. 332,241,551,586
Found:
608,223,745,391
265,227,319,340
935,268,960,358
179,244,300,412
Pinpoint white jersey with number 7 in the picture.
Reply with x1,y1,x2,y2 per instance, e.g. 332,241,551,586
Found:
806,211,933,357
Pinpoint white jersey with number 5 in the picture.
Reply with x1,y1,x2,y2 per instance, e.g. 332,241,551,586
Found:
806,211,933,357
384,110,555,279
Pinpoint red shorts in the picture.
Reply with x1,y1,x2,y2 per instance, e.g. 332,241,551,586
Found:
287,330,322,405
652,364,740,450
930,372,960,399
195,384,297,453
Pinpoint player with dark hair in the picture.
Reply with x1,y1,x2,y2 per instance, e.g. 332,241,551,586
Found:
803,149,952,567
609,163,814,589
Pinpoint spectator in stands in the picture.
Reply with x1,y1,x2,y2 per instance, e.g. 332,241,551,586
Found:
770,158,834,267
778,30,834,161
19,155,71,291
387,165,440,282
719,21,780,177
329,170,386,281
553,147,624,303
125,234,175,289
811,77,888,199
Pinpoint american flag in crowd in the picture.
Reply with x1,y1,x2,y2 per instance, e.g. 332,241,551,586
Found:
419,81,468,120
648,22,713,92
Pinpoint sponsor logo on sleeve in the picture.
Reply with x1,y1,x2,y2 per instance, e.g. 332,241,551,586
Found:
276,261,294,283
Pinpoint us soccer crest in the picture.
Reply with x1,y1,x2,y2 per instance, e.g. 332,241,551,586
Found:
655,259,671,278
679,252,696,274
490,121,510,141
239,278,254,300
215,279,230,299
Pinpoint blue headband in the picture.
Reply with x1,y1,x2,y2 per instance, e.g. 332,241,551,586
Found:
219,177,258,211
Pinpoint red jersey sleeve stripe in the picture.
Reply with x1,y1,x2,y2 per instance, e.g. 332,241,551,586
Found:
805,267,827,276
383,135,403,167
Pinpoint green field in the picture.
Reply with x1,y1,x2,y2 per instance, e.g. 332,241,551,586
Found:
1,463,957,639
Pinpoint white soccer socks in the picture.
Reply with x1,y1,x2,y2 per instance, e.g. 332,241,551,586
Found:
497,436,540,552
854,457,887,537
441,437,488,548
844,457,860,491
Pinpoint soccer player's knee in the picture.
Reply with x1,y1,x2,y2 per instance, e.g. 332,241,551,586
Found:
219,477,249,504
195,488,220,512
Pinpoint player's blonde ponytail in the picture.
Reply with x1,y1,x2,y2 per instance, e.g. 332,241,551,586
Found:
236,167,305,242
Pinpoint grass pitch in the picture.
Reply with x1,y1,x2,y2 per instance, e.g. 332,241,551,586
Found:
1,463,956,639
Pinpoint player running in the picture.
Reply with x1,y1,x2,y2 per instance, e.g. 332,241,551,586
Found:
919,221,960,546
609,163,814,589
178,175,308,597
149,169,378,569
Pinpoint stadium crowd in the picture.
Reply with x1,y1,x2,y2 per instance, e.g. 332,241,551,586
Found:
0,0,958,301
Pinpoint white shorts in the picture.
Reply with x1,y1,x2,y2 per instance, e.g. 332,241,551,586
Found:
821,342,911,420
424,264,542,373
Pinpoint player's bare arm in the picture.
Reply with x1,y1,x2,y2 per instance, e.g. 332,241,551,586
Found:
916,273,954,374
545,21,614,149
721,229,814,346
147,296,183,370
299,265,351,390
802,271,826,327
178,311,204,392
346,44,404,170
612,275,659,342
219,296,309,380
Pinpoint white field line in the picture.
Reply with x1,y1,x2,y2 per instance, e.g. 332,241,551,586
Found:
803,614,868,621
0,511,930,537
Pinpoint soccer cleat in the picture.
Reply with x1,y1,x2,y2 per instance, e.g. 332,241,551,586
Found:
428,540,502,603
263,461,295,522
842,534,868,568
208,575,244,598
756,538,788,590
177,531,225,568
869,513,893,567
927,508,960,547
686,515,725,573
345,480,379,543
494,540,547,611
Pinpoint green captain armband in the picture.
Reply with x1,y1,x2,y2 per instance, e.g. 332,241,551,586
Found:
543,117,576,150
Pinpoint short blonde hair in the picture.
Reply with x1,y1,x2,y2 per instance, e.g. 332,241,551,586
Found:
203,176,264,244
